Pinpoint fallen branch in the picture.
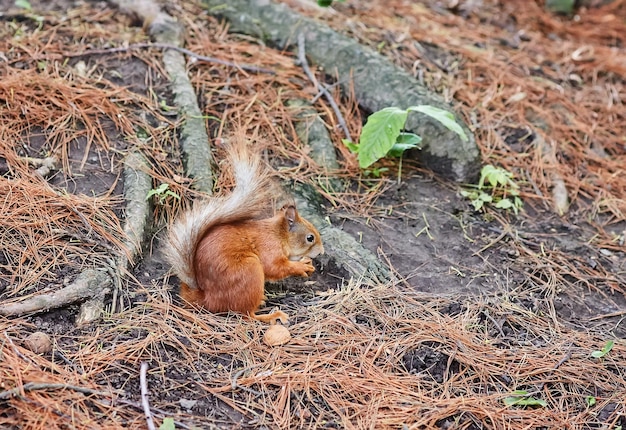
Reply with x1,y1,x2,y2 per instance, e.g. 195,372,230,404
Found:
0,382,120,400
287,98,345,191
93,149,153,318
0,269,111,317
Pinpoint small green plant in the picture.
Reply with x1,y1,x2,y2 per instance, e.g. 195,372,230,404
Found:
14,0,32,10
344,105,468,169
146,183,180,204
364,166,389,178
586,395,596,407
13,0,44,26
317,0,345,6
503,390,547,408
591,340,614,358
159,417,176,430
461,164,523,214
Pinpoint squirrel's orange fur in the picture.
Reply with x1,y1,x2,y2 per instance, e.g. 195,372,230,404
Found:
163,144,324,324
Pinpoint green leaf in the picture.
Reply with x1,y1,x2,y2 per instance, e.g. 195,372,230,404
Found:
479,193,493,202
396,132,422,146
478,165,494,189
358,107,408,168
545,0,575,14
14,0,32,10
503,396,547,407
472,199,484,211
495,198,513,209
342,139,359,153
591,340,615,358
503,391,547,408
364,167,389,178
586,396,596,407
387,133,422,157
164,190,181,200
159,417,176,430
146,183,169,200
317,0,333,6
408,106,468,142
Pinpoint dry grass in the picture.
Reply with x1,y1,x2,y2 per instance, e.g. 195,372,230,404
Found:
0,178,123,294
2,282,625,428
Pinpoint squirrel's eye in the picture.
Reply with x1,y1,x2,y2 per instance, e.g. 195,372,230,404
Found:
306,234,315,243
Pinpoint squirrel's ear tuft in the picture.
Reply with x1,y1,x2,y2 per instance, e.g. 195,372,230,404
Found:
283,205,297,228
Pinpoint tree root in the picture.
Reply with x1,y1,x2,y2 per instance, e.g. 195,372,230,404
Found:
110,0,215,194
0,269,111,317
287,101,389,282
203,0,481,182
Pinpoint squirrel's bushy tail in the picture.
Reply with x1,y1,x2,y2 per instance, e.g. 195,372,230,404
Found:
162,144,273,288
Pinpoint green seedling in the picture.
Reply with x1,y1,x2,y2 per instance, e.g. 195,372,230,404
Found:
146,183,180,205
14,0,44,26
344,105,468,170
503,390,547,408
586,396,596,407
317,0,345,6
591,340,614,358
14,0,32,10
159,417,176,430
364,167,389,178
461,164,523,214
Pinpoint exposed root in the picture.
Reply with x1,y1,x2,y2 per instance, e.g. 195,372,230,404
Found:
0,269,112,317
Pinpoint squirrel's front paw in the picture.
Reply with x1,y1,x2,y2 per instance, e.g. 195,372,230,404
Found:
296,261,315,277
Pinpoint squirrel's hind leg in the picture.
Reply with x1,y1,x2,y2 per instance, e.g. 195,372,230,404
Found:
250,310,289,325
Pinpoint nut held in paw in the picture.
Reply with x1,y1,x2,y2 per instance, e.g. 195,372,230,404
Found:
25,331,52,354
263,324,291,346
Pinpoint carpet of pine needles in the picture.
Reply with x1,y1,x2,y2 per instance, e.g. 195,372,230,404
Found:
0,0,625,428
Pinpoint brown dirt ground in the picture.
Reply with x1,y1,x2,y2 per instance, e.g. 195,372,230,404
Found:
0,0,625,429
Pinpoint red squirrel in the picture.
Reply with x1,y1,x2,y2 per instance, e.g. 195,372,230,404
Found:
163,144,324,324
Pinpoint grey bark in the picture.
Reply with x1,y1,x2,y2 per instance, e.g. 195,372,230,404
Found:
287,100,387,281
293,185,390,283
121,151,153,258
288,99,340,172
132,3,215,193
97,149,154,317
0,269,111,317
203,0,481,182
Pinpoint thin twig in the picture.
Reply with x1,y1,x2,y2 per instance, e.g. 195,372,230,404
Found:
588,309,626,321
0,382,120,400
140,362,156,430
296,33,352,142
63,42,275,75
